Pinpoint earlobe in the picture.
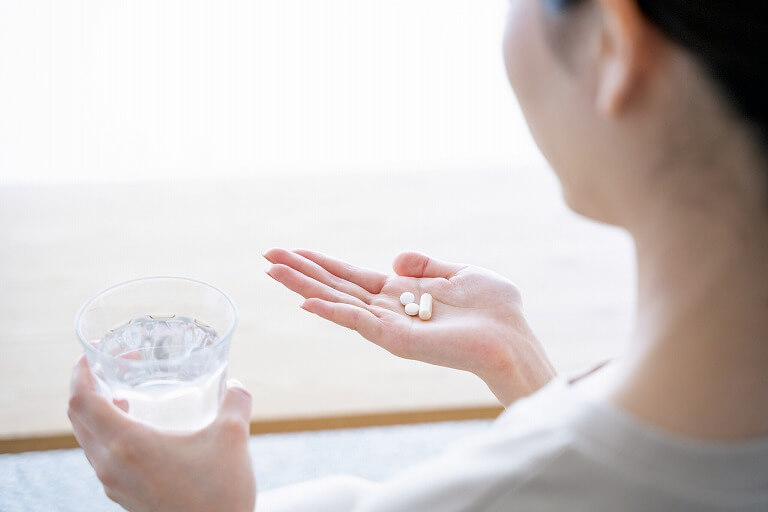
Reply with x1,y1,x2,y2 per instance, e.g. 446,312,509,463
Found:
594,0,648,117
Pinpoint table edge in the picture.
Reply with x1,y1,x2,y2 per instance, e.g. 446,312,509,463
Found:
0,405,504,454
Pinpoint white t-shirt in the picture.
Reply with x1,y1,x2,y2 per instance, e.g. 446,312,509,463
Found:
258,376,768,511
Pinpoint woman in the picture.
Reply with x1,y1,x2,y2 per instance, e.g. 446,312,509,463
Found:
68,0,768,510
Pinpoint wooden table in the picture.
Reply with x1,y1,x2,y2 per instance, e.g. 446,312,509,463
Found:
0,169,634,453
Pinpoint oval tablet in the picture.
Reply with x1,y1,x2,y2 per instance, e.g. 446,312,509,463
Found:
400,292,415,306
418,293,433,321
404,302,420,316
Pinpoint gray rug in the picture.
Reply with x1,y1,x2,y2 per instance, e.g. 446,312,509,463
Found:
0,420,491,511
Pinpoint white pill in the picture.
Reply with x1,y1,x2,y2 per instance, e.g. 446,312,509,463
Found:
418,293,433,321
400,292,415,306
404,302,420,316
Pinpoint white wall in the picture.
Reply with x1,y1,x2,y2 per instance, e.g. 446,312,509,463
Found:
0,0,545,184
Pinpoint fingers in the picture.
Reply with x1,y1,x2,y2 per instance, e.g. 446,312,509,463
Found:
215,380,252,439
219,380,252,423
68,356,127,433
70,355,98,397
69,411,97,451
292,249,388,294
263,248,373,302
266,264,367,307
301,298,383,341
392,252,465,279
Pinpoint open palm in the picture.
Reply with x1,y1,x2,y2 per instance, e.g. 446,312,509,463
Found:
264,248,555,405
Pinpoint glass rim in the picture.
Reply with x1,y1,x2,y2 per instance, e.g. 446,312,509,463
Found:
75,275,238,365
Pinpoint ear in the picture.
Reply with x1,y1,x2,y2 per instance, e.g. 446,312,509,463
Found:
594,0,652,117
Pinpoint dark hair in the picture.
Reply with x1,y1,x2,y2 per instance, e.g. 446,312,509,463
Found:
554,1,768,151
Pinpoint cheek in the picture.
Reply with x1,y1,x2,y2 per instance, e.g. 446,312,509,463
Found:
503,1,605,217
503,0,541,106
504,0,565,161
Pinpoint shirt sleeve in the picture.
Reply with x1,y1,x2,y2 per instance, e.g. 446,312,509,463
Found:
256,427,568,512
256,382,574,512
256,475,380,512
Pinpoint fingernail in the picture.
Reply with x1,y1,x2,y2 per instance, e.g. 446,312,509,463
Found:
228,379,252,397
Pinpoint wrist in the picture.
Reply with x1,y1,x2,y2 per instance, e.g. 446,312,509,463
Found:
481,335,557,407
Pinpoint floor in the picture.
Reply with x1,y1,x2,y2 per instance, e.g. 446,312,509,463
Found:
0,420,492,511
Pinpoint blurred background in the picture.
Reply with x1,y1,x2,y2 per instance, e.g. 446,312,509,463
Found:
0,0,634,450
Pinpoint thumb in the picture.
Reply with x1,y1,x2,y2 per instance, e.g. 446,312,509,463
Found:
393,252,465,279
216,379,252,433
70,355,99,397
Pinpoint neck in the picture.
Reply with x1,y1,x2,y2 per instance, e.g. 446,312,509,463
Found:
612,163,768,440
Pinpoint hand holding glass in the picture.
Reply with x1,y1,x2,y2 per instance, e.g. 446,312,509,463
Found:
75,277,238,431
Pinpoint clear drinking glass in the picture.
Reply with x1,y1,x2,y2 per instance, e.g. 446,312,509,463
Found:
75,277,238,431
